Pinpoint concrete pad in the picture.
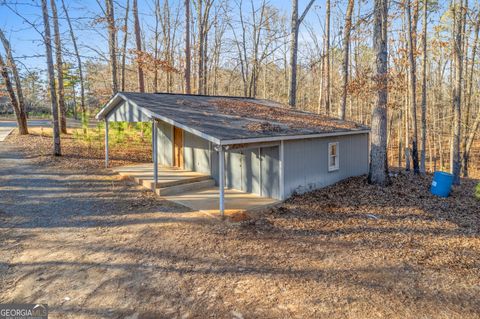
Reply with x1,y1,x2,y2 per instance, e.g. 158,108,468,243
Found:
112,163,280,215
163,187,280,215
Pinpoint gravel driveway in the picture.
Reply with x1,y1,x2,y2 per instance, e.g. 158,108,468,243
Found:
0,141,478,319
0,143,217,318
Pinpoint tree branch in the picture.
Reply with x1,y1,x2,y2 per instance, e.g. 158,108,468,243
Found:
298,0,315,25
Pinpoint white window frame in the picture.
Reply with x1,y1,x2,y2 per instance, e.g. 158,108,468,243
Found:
328,142,339,172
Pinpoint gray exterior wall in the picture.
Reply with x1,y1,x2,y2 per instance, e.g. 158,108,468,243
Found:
283,133,369,197
219,146,280,200
107,100,150,122
156,121,213,175
156,120,173,166
184,131,211,175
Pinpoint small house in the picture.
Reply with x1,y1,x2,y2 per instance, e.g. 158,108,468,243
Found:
96,92,370,215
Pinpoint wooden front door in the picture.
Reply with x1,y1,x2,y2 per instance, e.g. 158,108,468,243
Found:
173,126,184,168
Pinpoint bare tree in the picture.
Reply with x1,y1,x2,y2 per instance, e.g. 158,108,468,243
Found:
194,0,214,94
450,0,464,184
133,0,145,92
105,0,118,94
420,0,428,173
121,0,130,92
61,0,86,122
50,0,67,134
462,10,480,176
153,0,160,91
0,29,28,135
368,0,389,185
324,0,331,115
0,53,28,135
185,0,192,93
230,0,279,98
287,0,315,108
406,0,420,174
339,0,354,120
41,0,61,156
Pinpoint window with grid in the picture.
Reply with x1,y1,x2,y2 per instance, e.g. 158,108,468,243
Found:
328,142,339,171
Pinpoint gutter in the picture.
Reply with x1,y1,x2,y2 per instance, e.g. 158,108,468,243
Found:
218,129,371,146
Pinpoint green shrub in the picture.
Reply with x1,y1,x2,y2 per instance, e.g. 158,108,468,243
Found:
476,183,480,199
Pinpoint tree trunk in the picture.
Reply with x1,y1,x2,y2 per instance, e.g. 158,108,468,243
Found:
420,0,427,173
464,109,480,172
51,0,67,134
325,0,331,115
105,0,118,95
0,29,28,135
288,0,299,108
133,0,145,92
184,0,191,93
462,12,479,177
41,0,61,156
406,0,419,174
61,0,86,125
317,52,324,114
450,0,463,185
0,54,28,135
197,0,204,94
121,0,130,92
339,0,354,120
368,0,390,186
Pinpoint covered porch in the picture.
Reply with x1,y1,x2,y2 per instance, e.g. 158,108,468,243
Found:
113,163,279,215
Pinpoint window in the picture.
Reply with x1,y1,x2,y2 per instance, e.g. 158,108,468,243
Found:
328,142,339,171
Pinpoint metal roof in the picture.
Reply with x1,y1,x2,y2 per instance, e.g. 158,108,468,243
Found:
96,92,370,145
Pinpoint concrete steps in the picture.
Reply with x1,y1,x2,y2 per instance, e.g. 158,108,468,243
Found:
155,178,215,196
126,174,212,190
114,164,212,192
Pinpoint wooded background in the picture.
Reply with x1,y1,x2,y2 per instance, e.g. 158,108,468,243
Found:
0,0,479,181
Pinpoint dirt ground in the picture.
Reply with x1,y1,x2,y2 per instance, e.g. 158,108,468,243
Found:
0,132,479,319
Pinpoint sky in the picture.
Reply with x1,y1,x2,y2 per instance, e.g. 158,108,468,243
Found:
0,0,448,77
0,0,341,74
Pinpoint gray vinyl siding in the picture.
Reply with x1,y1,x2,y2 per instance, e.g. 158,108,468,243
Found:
107,100,150,122
261,146,280,199
156,120,173,166
218,146,280,200
225,149,261,195
283,133,369,197
184,131,211,175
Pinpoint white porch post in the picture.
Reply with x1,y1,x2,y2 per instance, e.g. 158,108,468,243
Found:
153,119,158,191
219,146,225,217
279,140,285,200
104,119,109,168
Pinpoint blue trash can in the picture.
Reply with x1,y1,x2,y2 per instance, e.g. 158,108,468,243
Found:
431,171,454,197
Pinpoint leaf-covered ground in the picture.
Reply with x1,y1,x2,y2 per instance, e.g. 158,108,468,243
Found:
6,127,152,170
1,131,479,318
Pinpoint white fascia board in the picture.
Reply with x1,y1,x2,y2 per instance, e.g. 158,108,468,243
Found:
95,94,122,120
218,129,370,146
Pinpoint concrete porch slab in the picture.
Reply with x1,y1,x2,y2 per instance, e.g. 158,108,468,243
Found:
111,163,280,215
162,187,280,215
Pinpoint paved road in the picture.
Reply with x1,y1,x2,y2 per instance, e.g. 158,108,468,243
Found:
0,119,99,141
